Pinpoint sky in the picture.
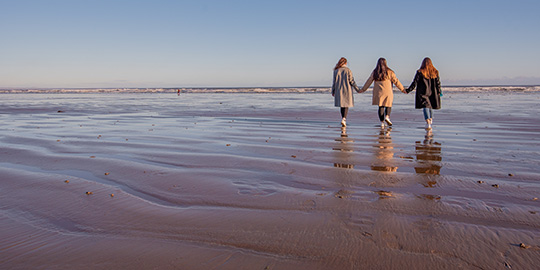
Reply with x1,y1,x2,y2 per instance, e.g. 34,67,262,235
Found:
1,0,539,88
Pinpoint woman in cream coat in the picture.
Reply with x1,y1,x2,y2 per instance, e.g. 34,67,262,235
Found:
332,57,360,127
360,58,406,127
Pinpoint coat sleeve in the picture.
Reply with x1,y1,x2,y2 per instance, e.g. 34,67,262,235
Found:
348,69,360,92
359,72,374,93
390,71,405,92
435,75,442,96
331,70,336,95
406,71,419,93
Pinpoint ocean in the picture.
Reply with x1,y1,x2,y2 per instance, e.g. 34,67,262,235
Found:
1,85,539,94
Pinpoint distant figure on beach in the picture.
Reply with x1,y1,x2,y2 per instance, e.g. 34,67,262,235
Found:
332,57,361,127
359,58,406,128
405,57,442,129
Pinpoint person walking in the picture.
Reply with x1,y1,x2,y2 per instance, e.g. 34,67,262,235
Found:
359,58,406,128
332,57,361,127
405,57,442,129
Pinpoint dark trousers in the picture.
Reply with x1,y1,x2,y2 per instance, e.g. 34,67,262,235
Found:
340,107,348,118
378,106,391,121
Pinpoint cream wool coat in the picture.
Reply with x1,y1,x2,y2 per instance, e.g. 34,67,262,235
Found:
360,70,405,107
332,67,360,107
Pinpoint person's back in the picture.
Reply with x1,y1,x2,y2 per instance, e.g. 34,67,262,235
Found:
332,57,360,127
359,58,406,127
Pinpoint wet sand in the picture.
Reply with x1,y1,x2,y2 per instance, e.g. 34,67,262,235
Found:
1,91,539,269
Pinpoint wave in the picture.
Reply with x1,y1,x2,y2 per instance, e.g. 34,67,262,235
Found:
1,85,539,94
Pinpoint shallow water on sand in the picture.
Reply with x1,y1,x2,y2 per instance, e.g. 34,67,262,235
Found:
1,92,539,269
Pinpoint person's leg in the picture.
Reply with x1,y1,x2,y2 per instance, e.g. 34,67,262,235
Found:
423,107,430,120
340,107,348,127
423,108,432,129
378,106,385,122
384,107,393,126
341,107,348,119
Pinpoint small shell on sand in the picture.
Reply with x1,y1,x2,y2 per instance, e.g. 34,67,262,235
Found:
64,180,70,183
492,184,499,188
104,172,110,175
477,180,484,184
86,192,93,195
291,155,297,158
508,173,514,176
110,194,114,197
226,144,231,146
375,190,394,199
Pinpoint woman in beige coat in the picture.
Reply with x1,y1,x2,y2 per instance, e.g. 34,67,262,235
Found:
360,58,406,127
332,57,360,127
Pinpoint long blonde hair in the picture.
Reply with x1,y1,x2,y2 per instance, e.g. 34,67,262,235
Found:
419,57,439,79
334,57,347,70
373,58,393,81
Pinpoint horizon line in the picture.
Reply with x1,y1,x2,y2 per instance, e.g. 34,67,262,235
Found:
1,84,539,90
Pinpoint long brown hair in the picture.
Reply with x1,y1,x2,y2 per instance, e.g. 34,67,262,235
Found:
373,58,392,81
419,57,439,79
334,57,347,70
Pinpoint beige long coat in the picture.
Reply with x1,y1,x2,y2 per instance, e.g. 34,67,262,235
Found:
360,70,405,107
332,67,360,107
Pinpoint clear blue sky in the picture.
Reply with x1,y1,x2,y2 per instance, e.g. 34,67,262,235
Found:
1,0,539,88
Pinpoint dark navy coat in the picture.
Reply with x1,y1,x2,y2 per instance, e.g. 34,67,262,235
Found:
406,71,442,109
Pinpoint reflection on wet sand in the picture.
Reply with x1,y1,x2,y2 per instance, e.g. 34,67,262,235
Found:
371,127,398,172
415,129,442,176
333,127,355,169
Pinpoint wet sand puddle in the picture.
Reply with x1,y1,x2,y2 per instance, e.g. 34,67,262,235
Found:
0,93,539,269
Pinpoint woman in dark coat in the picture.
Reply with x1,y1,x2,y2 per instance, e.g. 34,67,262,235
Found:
406,57,442,129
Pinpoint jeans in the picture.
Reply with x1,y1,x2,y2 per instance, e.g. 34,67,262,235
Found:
423,108,433,120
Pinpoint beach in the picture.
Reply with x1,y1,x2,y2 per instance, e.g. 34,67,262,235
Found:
1,90,539,269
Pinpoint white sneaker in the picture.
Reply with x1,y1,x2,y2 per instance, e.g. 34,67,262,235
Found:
341,118,347,127
381,121,386,128
384,116,392,126
426,122,432,129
